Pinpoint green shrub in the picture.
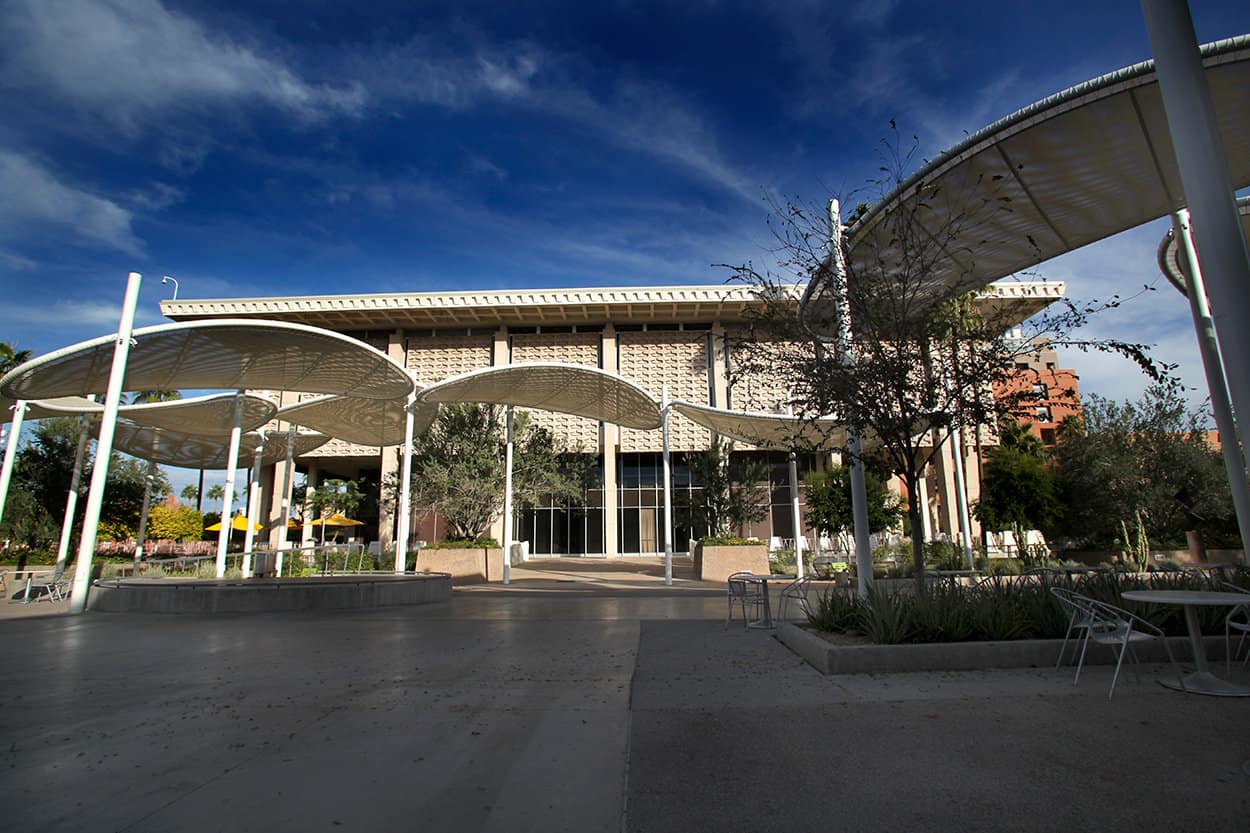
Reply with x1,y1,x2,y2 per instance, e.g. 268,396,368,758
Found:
426,537,500,549
701,535,762,546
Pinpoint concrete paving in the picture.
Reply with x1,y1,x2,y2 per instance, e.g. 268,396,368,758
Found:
2,559,1248,832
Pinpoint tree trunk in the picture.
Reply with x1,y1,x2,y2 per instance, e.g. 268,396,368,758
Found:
907,471,927,594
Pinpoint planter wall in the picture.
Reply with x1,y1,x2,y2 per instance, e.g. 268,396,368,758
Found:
416,547,504,585
693,543,769,583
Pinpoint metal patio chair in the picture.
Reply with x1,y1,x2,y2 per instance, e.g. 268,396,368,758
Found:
1220,581,1250,674
1075,596,1181,699
726,571,765,628
777,574,813,622
1049,586,1094,670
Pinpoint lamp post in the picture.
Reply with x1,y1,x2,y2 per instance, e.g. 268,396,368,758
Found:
161,275,178,300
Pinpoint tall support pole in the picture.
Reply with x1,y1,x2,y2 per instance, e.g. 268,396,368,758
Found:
788,450,805,579
134,462,156,564
1171,209,1250,557
395,393,416,574
1143,2,1250,561
828,200,874,595
661,385,674,586
55,413,93,574
502,405,514,585
242,434,265,577
950,428,975,569
275,424,296,578
0,400,27,528
216,394,245,578
70,272,142,614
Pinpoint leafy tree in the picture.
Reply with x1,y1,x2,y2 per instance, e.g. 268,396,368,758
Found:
308,478,366,519
146,503,204,541
725,133,1167,590
405,403,594,541
100,456,170,539
803,465,902,542
1051,386,1235,549
973,419,1059,560
682,439,769,539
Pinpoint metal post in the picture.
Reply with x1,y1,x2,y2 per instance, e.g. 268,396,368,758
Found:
788,449,805,579
1171,209,1250,557
0,400,27,528
828,200,874,595
134,462,155,563
242,433,265,577
502,405,513,585
55,412,92,574
395,392,416,574
950,427,975,569
1143,1,1250,563
216,394,245,578
70,272,142,614
661,385,674,585
275,423,296,578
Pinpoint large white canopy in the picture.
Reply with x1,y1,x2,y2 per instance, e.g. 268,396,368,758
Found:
0,320,414,401
801,35,1250,334
1,393,276,434
417,362,662,430
671,401,852,451
110,423,329,470
278,395,438,447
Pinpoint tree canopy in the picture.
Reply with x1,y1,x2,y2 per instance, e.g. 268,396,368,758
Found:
681,439,769,540
803,465,902,541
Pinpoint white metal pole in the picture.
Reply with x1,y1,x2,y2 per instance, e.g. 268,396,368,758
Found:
1171,209,1250,557
55,413,93,573
828,200,874,595
275,423,296,578
950,427,975,569
0,400,27,528
242,433,265,577
69,272,142,614
502,405,513,585
1143,2,1250,556
216,394,245,578
788,450,804,579
661,385,674,585
395,393,416,574
134,462,155,563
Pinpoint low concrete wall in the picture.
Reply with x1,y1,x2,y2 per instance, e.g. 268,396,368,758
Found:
693,544,769,583
415,547,504,585
777,622,1227,675
87,574,451,614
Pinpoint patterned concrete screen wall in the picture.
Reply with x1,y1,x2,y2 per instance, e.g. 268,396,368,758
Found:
618,330,710,453
510,331,602,448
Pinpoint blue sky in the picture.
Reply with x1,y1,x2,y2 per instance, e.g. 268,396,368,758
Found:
2,1,1248,430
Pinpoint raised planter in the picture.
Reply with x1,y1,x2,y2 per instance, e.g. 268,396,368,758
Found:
416,547,504,585
87,574,451,613
692,542,769,583
777,621,1229,675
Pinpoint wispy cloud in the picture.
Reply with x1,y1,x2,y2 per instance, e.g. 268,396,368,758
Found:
0,149,142,255
1,0,364,134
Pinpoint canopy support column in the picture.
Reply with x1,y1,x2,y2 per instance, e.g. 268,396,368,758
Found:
1171,209,1250,557
1144,1,1250,565
951,427,975,569
829,200,873,596
502,405,513,585
788,449,804,579
216,394,245,578
276,424,296,578
661,385,673,586
56,412,92,574
395,393,415,574
242,433,265,577
0,400,27,529
70,272,142,614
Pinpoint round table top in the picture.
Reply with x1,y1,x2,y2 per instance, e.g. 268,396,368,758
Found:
1121,589,1250,606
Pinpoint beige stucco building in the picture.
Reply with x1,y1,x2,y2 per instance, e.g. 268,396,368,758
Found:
163,281,1064,557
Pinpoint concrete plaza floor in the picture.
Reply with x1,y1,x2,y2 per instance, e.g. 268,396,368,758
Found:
2,559,1248,832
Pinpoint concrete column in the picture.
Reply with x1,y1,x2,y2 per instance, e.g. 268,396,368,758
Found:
932,434,959,539
710,323,728,407
377,329,407,551
601,324,620,558
301,464,319,547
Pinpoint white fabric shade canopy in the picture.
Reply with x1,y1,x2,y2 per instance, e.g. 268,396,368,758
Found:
0,392,276,436
0,320,414,401
417,362,662,430
277,395,438,448
670,401,852,451
110,422,329,470
801,35,1250,333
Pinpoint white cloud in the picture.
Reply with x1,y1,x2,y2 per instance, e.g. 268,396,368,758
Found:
1,0,364,133
0,149,143,255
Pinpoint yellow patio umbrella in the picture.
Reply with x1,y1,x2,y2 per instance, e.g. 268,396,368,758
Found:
205,515,265,532
305,513,365,545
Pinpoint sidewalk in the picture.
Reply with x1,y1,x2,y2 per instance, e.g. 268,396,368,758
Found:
1,567,1247,832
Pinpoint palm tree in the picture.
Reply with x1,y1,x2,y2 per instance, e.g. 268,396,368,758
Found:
128,390,182,404
0,342,31,376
